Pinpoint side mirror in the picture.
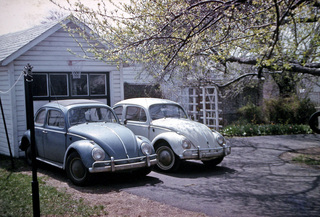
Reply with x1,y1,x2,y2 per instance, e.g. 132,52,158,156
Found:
124,119,127,125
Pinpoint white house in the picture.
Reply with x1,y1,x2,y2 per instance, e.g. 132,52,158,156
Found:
0,17,140,157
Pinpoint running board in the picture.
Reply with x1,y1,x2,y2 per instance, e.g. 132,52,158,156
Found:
36,157,63,169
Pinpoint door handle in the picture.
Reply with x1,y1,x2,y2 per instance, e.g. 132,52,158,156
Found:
42,130,47,134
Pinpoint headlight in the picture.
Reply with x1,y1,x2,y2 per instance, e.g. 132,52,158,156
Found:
92,147,105,161
141,142,152,155
181,139,192,149
215,133,225,146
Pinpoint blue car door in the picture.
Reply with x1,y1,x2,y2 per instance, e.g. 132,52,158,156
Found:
43,109,67,163
34,108,47,158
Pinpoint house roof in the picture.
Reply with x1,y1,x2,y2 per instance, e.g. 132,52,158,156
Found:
0,17,72,66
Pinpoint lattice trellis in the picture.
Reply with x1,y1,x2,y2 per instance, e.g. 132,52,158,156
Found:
180,86,222,130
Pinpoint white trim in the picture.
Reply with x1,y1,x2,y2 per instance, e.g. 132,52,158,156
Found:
8,63,19,157
119,61,124,100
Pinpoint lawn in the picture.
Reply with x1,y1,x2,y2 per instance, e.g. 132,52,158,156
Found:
0,155,106,216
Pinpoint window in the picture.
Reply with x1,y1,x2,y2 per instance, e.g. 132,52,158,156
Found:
68,107,117,126
90,74,106,95
126,106,147,122
149,104,187,120
32,72,109,102
35,109,46,126
47,110,65,128
50,74,68,96
33,74,48,97
113,106,123,122
71,74,88,96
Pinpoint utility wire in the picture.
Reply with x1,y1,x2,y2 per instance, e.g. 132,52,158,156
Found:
0,70,25,94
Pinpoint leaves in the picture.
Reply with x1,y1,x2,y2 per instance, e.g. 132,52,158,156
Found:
59,0,319,85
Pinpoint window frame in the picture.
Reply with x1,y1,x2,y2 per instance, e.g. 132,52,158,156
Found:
32,72,110,104
35,109,47,126
46,109,65,129
70,74,89,96
125,106,147,123
49,73,69,97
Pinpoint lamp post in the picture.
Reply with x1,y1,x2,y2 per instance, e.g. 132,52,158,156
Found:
24,63,40,217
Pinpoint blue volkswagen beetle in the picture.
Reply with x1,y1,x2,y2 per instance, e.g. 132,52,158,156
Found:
19,99,157,185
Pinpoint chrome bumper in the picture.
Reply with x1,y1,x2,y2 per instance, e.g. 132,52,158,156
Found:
89,154,157,173
180,145,231,160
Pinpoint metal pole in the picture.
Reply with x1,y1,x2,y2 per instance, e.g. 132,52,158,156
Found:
0,96,14,169
24,64,40,217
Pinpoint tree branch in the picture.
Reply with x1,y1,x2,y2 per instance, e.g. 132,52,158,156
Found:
226,56,320,76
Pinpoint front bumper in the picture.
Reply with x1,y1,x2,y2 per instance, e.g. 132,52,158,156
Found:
180,145,231,160
89,154,157,173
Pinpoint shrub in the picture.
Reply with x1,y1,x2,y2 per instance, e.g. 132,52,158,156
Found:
264,95,316,125
221,124,312,137
237,103,265,124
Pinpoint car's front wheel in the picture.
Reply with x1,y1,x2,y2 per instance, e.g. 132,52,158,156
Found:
155,143,180,172
309,111,320,134
66,152,90,186
202,157,224,167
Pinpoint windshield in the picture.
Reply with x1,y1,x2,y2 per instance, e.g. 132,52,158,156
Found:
68,106,117,126
149,104,188,120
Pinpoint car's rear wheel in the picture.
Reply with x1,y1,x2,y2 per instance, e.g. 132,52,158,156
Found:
66,152,90,186
202,157,224,167
155,143,180,172
25,145,32,166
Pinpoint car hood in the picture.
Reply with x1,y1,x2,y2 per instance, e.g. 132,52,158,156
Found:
68,123,139,159
151,118,218,148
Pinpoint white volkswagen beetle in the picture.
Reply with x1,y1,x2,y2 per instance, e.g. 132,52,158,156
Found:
114,98,231,172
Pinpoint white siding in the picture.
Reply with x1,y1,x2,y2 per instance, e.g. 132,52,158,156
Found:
0,22,124,157
0,65,17,156
122,65,153,84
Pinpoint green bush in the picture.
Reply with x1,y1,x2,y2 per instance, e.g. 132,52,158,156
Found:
221,124,312,137
237,102,265,124
236,96,316,125
264,96,316,125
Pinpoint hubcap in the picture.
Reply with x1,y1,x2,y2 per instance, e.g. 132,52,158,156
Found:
157,146,175,170
71,159,85,180
159,150,173,166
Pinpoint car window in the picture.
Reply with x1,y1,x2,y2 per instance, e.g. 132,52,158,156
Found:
47,110,65,128
35,109,46,126
68,107,117,126
113,106,123,122
149,104,187,120
126,106,147,122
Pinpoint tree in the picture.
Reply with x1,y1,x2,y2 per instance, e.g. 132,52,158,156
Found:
40,9,69,24
52,0,320,87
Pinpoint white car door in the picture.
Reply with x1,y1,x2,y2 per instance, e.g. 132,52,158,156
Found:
125,106,150,139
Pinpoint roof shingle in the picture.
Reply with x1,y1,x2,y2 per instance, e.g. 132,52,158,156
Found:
0,19,64,64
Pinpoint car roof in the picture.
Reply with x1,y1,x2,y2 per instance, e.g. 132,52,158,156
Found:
114,98,180,109
43,99,105,110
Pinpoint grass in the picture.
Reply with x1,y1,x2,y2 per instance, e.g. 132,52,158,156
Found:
221,124,312,137
292,155,320,165
0,155,106,217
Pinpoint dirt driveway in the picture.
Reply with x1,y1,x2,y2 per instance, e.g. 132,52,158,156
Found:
23,134,319,216
23,161,207,216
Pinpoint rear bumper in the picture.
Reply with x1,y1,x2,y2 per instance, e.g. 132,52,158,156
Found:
89,154,157,173
180,145,231,160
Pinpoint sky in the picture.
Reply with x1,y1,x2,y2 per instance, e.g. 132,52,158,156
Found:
0,0,124,35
